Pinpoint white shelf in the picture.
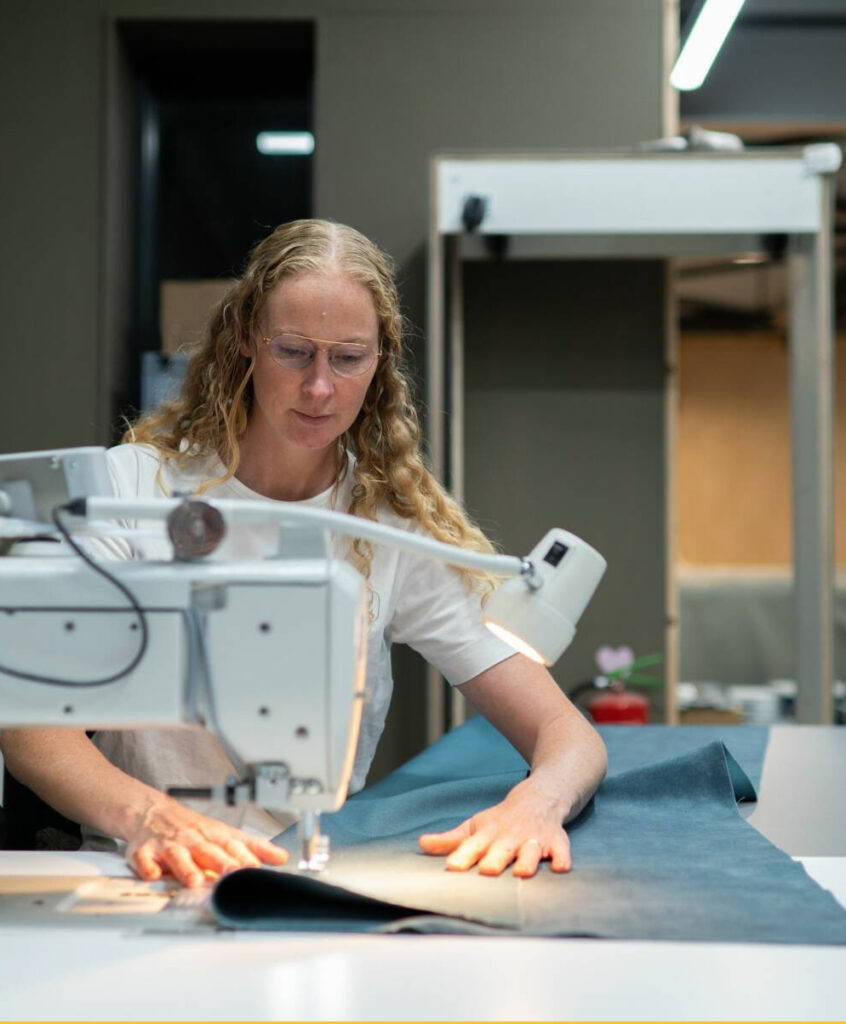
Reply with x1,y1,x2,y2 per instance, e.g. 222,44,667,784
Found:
436,148,840,237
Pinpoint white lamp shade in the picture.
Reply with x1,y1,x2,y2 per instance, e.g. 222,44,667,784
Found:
483,528,606,666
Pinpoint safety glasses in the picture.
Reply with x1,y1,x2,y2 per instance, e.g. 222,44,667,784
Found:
262,333,379,378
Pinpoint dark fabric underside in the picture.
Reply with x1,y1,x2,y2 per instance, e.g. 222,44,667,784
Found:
212,719,846,944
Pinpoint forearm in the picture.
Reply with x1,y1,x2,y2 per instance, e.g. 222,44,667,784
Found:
519,707,607,823
460,654,607,824
0,727,167,840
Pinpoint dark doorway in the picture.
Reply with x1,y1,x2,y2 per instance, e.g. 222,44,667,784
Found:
115,19,314,423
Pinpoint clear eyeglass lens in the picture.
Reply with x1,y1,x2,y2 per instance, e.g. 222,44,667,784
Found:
266,334,376,377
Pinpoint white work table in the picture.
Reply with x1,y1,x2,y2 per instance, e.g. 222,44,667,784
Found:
0,726,844,1022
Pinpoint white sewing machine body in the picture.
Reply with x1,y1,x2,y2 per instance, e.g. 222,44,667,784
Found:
0,446,606,867
0,549,368,816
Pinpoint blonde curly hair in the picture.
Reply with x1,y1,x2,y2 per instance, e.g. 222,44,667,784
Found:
126,219,496,591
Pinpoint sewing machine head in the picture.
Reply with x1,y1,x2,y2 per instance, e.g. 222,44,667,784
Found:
0,447,369,872
0,445,606,873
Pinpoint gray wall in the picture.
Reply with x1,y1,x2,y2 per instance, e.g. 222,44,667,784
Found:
0,5,105,449
464,261,667,700
0,0,669,776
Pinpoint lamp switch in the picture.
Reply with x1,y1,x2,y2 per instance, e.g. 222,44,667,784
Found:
543,541,569,567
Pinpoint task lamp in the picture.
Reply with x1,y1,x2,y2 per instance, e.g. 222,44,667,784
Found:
86,496,607,667
481,529,606,666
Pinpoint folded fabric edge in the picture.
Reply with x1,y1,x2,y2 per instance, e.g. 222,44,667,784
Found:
211,864,492,932
721,743,758,804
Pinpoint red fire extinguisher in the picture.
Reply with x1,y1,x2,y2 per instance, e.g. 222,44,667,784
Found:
569,647,662,725
586,687,650,724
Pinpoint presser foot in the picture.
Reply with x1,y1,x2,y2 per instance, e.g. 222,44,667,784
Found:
296,810,330,872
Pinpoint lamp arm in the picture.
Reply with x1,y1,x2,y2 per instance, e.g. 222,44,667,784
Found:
83,497,527,578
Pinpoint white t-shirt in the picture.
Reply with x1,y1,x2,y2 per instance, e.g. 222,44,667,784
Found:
90,443,513,838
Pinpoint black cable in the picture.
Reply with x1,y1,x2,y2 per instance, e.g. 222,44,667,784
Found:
0,501,148,687
4,504,246,785
566,680,600,705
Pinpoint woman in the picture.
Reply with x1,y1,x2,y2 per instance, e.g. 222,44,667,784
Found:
1,220,606,887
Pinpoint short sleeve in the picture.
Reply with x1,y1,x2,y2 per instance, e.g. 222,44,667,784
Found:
387,541,515,687
82,445,165,562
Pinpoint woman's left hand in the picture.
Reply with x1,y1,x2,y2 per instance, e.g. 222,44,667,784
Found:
417,777,572,878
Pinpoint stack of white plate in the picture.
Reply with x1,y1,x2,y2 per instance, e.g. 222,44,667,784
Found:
727,685,783,724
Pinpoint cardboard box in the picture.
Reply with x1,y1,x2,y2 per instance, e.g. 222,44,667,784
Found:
159,279,235,356
679,706,744,726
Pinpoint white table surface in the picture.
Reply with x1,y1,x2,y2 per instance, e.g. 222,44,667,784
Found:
739,726,846,855
2,726,845,1021
0,851,844,1022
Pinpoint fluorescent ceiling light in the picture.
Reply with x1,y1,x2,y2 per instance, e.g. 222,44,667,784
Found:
256,131,315,155
670,0,747,92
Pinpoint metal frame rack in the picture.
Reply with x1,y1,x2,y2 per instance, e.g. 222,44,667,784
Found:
426,146,841,735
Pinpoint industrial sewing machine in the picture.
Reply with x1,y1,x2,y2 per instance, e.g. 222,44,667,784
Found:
0,447,606,869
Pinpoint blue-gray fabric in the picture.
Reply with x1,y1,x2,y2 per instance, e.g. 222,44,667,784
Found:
351,718,768,798
597,722,768,790
212,720,846,943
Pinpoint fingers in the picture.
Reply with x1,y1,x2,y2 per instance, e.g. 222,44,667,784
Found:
512,839,545,879
128,818,286,890
450,832,570,876
445,831,492,872
549,833,572,874
131,844,162,882
479,839,522,876
419,809,573,879
243,834,288,866
418,820,473,855
223,838,262,869
190,841,243,876
160,843,206,888
477,836,549,877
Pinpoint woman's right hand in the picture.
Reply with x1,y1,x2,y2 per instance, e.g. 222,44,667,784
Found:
125,796,288,887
